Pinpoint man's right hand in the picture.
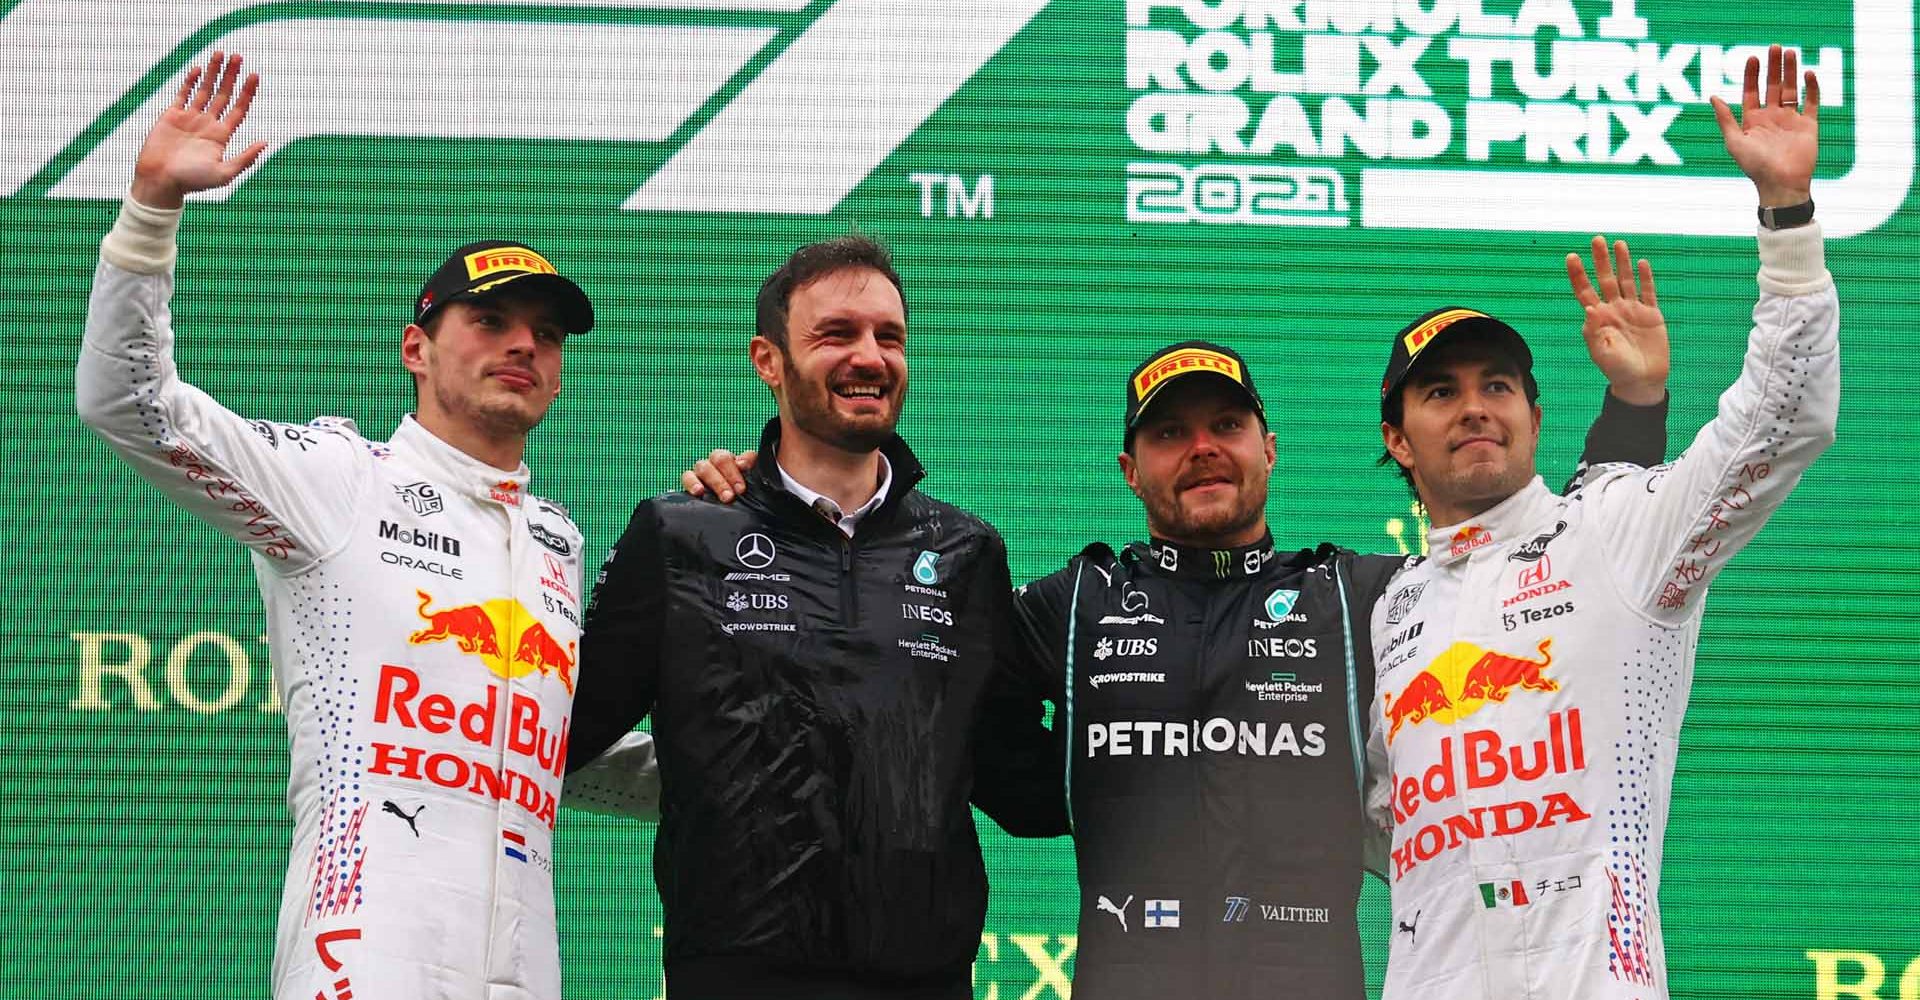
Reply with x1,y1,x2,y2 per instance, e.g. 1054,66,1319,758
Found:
682,448,758,502
1709,43,1819,208
131,52,266,209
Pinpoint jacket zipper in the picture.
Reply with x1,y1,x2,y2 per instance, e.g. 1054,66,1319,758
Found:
839,536,858,626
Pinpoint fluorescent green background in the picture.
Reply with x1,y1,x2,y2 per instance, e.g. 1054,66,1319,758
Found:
5,1,1916,997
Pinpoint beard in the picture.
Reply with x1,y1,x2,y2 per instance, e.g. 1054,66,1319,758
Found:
1425,439,1536,517
433,375,550,439
782,352,902,453
1139,464,1268,546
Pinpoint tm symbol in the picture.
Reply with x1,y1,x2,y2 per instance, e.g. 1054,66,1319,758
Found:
909,173,994,219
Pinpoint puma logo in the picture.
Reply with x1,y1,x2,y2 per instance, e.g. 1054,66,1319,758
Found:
1396,909,1422,945
382,800,424,838
1096,894,1134,933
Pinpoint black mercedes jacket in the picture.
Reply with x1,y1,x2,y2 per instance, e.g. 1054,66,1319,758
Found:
1009,391,1668,999
566,419,1063,1000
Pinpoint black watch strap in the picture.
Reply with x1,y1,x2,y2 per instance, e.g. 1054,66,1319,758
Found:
1758,199,1815,230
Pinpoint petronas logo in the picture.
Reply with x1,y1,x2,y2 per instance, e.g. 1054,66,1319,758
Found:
913,550,941,585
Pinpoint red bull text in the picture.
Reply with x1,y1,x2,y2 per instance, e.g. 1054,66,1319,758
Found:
371,664,569,829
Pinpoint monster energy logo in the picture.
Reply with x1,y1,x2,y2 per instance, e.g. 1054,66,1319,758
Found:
1213,550,1232,577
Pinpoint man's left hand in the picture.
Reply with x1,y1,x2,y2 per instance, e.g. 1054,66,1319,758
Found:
1566,234,1669,407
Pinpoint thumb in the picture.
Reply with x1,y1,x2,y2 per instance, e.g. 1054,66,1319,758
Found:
220,141,268,181
1708,97,1740,144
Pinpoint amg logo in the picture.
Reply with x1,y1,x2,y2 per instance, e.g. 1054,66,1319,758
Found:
379,520,461,556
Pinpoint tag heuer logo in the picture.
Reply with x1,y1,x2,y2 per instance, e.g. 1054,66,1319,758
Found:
393,481,443,517
1385,583,1426,626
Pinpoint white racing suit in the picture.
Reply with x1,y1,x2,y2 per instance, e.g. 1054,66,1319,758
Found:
76,198,649,1000
1364,223,1837,999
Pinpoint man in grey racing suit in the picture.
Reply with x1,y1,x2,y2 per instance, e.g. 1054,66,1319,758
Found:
75,52,646,1000
1365,45,1837,1000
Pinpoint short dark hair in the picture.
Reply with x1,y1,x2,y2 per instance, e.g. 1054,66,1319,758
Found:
755,234,906,350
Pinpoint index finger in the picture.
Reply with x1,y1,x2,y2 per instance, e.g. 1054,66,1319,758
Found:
1589,234,1619,300
173,65,204,109
1565,252,1601,308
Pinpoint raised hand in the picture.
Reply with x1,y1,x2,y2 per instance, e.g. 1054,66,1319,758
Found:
131,52,267,209
1566,235,1669,407
1709,44,1819,207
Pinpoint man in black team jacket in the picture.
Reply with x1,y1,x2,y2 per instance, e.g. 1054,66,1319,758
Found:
1009,334,1669,999
679,302,1668,995
566,237,1062,1000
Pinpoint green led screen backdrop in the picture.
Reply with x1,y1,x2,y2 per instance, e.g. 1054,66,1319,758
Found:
6,0,1917,996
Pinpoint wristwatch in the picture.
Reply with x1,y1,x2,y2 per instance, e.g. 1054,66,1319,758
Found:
1758,199,1815,230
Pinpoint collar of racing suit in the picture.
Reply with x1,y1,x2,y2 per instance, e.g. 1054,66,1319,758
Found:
746,417,927,534
1424,475,1558,564
387,414,533,506
1129,530,1286,580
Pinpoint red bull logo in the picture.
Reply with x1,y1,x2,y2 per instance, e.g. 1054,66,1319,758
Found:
512,622,577,695
1448,524,1492,557
410,591,501,657
1384,638,1555,745
408,590,576,693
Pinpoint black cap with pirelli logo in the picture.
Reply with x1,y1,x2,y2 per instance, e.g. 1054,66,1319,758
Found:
1380,307,1534,420
414,240,595,335
1125,340,1265,449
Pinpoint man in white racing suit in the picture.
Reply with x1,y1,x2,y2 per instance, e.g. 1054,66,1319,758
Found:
74,52,645,1000
1365,46,1837,999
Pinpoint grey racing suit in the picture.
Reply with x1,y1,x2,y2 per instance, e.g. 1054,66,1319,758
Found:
1364,222,1838,999
75,198,642,1000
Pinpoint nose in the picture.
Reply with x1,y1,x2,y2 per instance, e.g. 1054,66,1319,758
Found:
845,329,886,370
1188,425,1223,456
1455,385,1493,422
502,320,538,357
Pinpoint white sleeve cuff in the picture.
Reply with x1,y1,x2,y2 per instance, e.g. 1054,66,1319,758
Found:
1755,221,1829,297
100,197,183,275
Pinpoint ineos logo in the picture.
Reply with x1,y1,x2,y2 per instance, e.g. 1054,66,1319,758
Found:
735,533,776,569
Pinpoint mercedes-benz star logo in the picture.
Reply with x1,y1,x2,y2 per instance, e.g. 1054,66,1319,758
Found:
735,532,776,569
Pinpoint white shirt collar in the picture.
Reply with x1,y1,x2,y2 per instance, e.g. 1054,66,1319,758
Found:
776,454,893,538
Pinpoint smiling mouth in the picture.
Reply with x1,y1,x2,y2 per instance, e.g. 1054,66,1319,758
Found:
834,384,888,401
1181,474,1234,493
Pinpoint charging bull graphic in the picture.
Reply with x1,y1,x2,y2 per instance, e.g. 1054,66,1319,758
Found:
410,590,502,657
512,622,577,695
1385,639,1557,744
408,590,575,691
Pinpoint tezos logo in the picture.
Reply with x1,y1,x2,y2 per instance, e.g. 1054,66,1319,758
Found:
913,550,941,585
735,532,776,569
